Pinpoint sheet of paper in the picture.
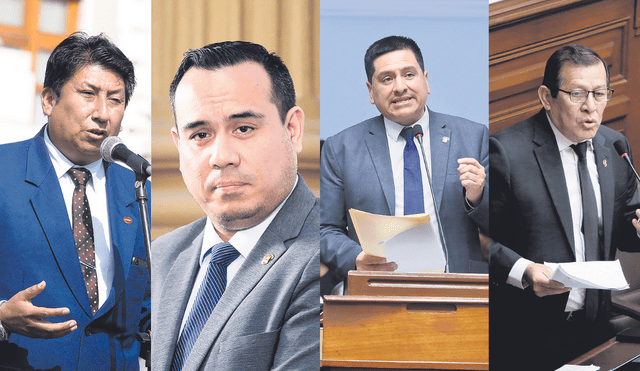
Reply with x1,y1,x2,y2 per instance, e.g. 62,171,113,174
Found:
546,260,630,290
384,222,446,272
348,208,430,257
555,365,599,371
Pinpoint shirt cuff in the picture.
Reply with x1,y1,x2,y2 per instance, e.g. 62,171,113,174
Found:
0,300,8,341
506,258,533,289
464,196,475,211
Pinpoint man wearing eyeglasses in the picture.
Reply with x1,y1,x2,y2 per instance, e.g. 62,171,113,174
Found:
490,44,640,370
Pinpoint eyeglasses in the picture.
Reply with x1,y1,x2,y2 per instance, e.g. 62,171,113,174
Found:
557,88,614,103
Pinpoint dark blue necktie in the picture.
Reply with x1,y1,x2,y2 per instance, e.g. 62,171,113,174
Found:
170,242,240,371
401,126,425,215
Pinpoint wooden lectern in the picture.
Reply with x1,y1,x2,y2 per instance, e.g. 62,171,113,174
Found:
322,271,488,370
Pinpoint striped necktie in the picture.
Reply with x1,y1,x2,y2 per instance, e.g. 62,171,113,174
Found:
170,242,240,371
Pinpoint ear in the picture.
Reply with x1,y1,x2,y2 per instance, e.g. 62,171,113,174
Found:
41,87,56,117
366,81,375,104
424,70,431,95
284,106,305,154
538,85,552,111
171,126,180,150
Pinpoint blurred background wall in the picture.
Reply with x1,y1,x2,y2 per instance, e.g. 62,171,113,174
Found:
0,0,151,159
151,0,320,238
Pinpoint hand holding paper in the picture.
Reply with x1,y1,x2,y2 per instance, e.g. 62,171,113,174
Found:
545,260,630,290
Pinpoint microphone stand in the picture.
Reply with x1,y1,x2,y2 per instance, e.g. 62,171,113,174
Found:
134,172,152,370
415,133,450,273
135,174,152,281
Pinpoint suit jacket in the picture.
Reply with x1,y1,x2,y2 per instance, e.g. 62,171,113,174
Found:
489,109,640,370
320,108,489,280
151,177,320,371
0,128,151,371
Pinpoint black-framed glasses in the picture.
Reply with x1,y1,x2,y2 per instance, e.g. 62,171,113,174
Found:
557,88,614,103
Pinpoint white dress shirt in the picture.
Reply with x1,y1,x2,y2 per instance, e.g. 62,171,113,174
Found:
383,108,444,261
507,113,602,312
179,176,298,334
44,127,114,309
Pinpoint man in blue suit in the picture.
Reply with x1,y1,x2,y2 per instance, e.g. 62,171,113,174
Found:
0,32,150,370
321,36,488,285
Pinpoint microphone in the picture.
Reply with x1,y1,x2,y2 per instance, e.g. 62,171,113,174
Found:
413,124,450,273
100,136,151,178
614,139,640,184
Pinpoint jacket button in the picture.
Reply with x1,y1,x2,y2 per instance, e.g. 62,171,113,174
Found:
85,327,92,336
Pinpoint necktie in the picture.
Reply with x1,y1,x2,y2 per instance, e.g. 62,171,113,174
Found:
401,126,424,215
570,142,600,321
68,168,99,316
171,242,240,371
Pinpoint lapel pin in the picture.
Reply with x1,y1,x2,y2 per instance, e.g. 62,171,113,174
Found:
442,136,450,143
261,254,275,265
123,217,133,224
603,159,608,168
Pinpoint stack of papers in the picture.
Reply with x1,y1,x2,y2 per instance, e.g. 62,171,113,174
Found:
349,209,446,273
555,365,599,371
545,260,630,290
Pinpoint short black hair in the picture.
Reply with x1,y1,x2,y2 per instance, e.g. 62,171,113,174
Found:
542,44,609,98
43,31,136,106
169,41,296,125
364,36,425,83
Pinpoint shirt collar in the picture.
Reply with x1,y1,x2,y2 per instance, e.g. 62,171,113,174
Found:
44,124,105,182
546,112,593,152
200,175,299,265
384,106,430,142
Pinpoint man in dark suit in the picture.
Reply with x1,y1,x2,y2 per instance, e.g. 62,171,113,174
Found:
151,41,319,371
321,35,488,284
490,44,640,370
0,32,150,370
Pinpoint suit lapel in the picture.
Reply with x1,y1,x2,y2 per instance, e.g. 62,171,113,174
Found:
156,222,205,371
25,134,93,317
182,178,316,371
593,133,613,260
95,163,139,316
532,113,576,257
429,110,451,208
364,116,395,214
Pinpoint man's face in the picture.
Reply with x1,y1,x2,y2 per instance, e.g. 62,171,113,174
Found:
42,64,126,165
172,63,304,241
366,49,430,126
540,62,608,142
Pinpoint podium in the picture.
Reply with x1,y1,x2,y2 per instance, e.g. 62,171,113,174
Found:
322,271,488,370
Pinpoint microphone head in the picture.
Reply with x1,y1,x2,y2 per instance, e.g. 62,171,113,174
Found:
413,124,424,137
613,139,628,157
100,136,123,163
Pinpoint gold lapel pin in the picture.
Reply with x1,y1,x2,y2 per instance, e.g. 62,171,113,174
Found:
123,217,133,224
442,136,450,143
603,159,608,168
261,254,275,265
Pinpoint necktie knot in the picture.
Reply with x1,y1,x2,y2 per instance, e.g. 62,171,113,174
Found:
571,142,588,160
400,126,415,143
68,168,91,186
210,242,240,267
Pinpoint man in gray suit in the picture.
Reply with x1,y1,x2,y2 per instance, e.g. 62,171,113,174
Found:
321,36,488,286
151,41,319,371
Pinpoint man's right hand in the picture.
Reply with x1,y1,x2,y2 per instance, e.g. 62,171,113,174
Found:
0,281,77,339
355,251,398,271
523,263,570,297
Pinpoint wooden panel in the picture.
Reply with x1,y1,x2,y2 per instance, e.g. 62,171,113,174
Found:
347,272,489,299
322,296,488,370
489,0,640,171
151,0,320,238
